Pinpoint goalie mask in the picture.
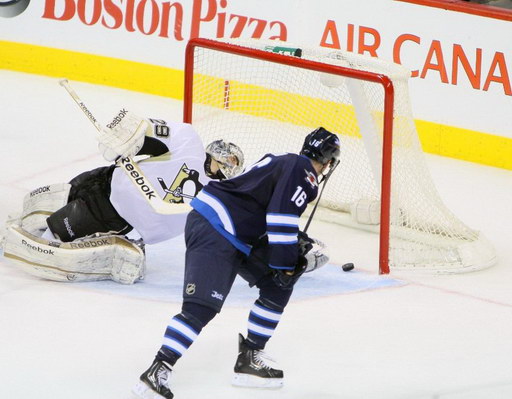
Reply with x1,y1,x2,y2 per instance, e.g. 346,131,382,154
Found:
204,140,244,180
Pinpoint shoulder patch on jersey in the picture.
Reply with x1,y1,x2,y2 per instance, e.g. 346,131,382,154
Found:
304,169,318,189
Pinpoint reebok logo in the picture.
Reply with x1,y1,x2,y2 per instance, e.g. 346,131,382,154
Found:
106,108,128,129
22,240,54,255
63,217,75,238
78,102,97,124
120,158,156,200
30,185,50,197
69,239,110,249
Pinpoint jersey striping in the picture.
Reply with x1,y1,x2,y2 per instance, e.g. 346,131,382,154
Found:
191,153,318,270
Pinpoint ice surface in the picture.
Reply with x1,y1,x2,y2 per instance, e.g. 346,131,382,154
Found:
1,70,512,399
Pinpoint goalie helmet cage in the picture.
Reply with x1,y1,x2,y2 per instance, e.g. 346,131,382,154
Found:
183,37,496,275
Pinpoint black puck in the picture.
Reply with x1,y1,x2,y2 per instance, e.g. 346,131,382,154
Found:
342,263,354,272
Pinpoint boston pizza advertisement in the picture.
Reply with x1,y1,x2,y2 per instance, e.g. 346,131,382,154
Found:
1,0,511,164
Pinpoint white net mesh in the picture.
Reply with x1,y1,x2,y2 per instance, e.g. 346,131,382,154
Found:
186,38,496,273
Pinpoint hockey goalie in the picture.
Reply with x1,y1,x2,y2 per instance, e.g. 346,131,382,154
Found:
2,107,244,284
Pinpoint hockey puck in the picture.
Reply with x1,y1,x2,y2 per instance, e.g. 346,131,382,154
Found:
342,263,354,272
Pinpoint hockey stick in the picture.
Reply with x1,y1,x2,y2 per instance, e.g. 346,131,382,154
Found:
58,79,192,215
303,160,339,233
303,161,354,272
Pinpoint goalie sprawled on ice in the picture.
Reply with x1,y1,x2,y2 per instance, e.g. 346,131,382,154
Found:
2,108,244,284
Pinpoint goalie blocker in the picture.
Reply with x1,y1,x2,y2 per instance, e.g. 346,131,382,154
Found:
3,225,145,284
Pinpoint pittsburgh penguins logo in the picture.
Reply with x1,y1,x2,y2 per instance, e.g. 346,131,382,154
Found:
157,163,203,204
0,0,31,18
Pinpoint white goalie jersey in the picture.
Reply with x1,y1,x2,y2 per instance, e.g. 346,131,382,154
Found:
1,118,210,285
110,118,211,244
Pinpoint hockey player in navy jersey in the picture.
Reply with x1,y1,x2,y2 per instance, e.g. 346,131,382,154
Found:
2,111,243,284
133,127,341,398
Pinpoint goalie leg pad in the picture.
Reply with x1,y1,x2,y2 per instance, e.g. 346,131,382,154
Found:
3,225,145,284
20,183,71,235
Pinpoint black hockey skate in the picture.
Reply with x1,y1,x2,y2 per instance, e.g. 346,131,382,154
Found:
132,359,174,399
232,333,284,389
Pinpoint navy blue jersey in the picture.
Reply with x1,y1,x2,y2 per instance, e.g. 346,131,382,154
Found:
191,153,319,271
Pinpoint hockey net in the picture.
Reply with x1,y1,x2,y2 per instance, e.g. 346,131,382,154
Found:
183,38,496,274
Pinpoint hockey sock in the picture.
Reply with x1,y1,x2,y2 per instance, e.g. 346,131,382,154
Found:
158,312,202,365
246,299,283,350
158,304,217,365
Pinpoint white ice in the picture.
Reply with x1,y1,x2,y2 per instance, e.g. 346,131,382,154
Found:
1,70,512,399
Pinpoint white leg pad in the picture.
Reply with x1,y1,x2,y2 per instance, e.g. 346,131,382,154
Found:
3,224,145,284
21,183,71,235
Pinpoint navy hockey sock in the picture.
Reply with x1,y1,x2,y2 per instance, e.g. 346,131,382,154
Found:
157,303,217,365
246,299,283,350
158,312,202,365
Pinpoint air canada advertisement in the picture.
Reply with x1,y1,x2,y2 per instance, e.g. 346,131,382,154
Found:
1,0,510,137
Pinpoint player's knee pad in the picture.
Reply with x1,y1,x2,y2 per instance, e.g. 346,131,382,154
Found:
254,279,294,311
182,302,218,327
3,224,145,284
19,183,71,235
256,297,288,313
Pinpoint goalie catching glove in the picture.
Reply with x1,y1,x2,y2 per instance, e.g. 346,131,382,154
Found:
98,109,152,162
272,231,329,288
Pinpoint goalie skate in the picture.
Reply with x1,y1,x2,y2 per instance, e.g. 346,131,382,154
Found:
232,334,284,389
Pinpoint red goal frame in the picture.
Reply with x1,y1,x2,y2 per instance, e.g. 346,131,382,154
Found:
183,38,395,274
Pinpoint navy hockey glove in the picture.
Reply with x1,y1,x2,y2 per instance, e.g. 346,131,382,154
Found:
272,256,308,288
271,231,314,288
298,231,314,256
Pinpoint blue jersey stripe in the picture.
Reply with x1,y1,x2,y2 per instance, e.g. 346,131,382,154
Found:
191,197,251,255
269,264,295,270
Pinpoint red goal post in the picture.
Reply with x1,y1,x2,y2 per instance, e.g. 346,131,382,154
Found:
183,38,496,275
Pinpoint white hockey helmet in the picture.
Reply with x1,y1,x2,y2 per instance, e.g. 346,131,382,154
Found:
205,140,244,179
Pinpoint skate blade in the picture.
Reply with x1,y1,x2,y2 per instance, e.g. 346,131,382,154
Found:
132,381,171,399
232,373,283,389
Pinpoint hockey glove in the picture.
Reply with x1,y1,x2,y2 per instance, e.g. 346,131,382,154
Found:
272,256,308,288
98,109,151,162
298,231,314,255
298,231,330,273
